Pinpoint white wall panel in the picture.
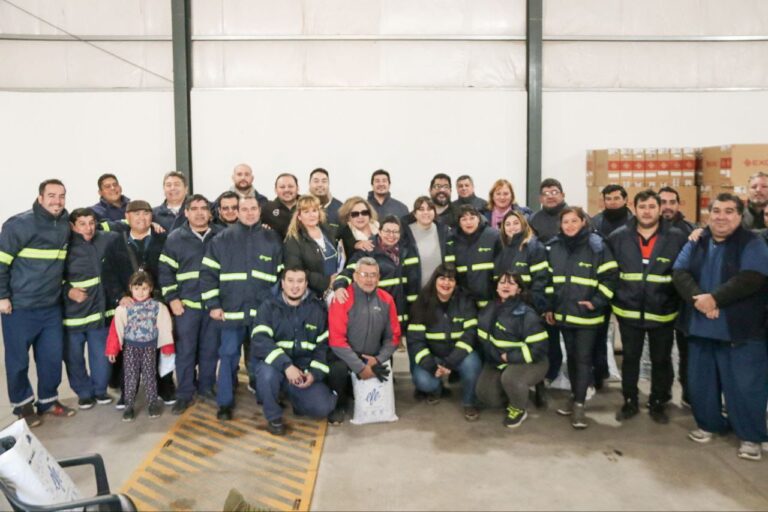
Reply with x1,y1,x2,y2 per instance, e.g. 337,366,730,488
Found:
0,92,175,224
190,90,528,210
303,0,382,35
542,91,768,208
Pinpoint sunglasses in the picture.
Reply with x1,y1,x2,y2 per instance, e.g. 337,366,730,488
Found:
349,209,370,218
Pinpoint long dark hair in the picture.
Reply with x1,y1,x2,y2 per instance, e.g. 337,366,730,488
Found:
410,263,458,325
496,271,533,306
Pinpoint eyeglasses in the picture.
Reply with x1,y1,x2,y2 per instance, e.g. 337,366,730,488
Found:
356,271,379,279
381,229,400,236
349,210,370,218
541,190,562,197
432,184,450,191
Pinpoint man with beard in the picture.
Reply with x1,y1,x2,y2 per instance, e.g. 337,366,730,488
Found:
213,191,239,227
741,171,768,230
451,175,487,211
308,168,344,230
430,173,458,228
262,173,300,239
608,190,688,424
659,186,696,235
368,169,409,220
229,163,268,205
529,178,568,244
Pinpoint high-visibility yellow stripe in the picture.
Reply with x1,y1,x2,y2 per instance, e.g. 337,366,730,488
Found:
201,288,219,300
620,272,643,281
251,270,277,283
545,286,554,294
521,274,532,282
161,284,178,295
426,332,447,340
316,330,329,342
525,331,549,343
611,305,642,319
177,271,200,281
223,311,245,320
18,247,66,260
378,277,402,287
476,300,488,308
63,312,102,327
407,294,418,302
463,318,478,329
310,360,329,373
556,313,605,326
552,276,566,283
477,328,489,340
408,324,426,332
490,336,519,349
252,324,274,337
277,341,294,349
414,348,430,364
201,257,220,269
104,309,115,318
646,274,672,284
456,265,468,272
497,363,509,370
70,276,100,288
265,348,285,364
644,311,678,323
455,341,473,353
301,341,317,351
220,272,248,281
471,262,495,271
403,257,419,266
346,262,357,270
397,314,409,322
521,344,533,364
598,283,614,299
597,261,618,274
181,299,202,309
450,331,464,339
444,255,456,262
159,254,179,269
0,251,14,265
529,261,548,273
249,309,258,318
570,276,598,287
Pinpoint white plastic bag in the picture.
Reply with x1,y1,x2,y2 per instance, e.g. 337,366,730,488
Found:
350,361,398,425
0,419,82,506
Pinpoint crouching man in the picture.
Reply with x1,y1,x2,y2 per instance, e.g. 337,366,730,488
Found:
250,267,337,435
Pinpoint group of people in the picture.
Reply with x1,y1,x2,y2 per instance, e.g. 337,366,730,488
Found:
1,165,767,461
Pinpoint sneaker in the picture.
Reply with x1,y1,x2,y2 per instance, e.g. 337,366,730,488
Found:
95,394,113,405
148,402,163,419
247,384,257,396
738,441,762,461
585,386,596,401
16,403,41,428
426,392,441,406
267,420,286,436
688,428,714,443
571,403,588,429
615,398,639,422
463,406,480,422
533,382,548,409
649,402,670,424
217,406,233,421
556,399,574,416
42,401,76,417
172,399,191,415
413,389,428,402
503,406,528,429
161,394,177,406
115,396,126,410
328,406,345,426
78,397,96,410
122,407,135,422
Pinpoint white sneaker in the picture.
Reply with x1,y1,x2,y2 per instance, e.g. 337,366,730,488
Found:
738,441,762,461
688,428,714,444
585,386,596,402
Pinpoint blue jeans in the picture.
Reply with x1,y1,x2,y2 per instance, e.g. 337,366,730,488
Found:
411,351,482,406
254,361,337,422
216,326,247,407
64,327,110,399
174,308,220,400
688,336,768,443
2,306,64,413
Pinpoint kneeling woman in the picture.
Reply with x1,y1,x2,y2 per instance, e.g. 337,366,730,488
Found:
476,272,549,428
407,263,482,421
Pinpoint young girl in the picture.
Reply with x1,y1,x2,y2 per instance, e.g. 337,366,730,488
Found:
106,270,175,421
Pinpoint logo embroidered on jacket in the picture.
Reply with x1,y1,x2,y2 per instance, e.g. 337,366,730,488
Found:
578,262,592,268
478,247,492,252
259,255,272,261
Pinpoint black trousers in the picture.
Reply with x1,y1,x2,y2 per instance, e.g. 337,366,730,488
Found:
618,322,674,404
327,357,353,410
561,328,597,404
675,328,689,400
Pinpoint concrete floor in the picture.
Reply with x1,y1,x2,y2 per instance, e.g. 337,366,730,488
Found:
2,340,768,511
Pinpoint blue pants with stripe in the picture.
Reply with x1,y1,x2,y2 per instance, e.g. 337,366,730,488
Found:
2,305,63,413
174,308,220,400
64,326,110,399
688,336,768,443
254,361,337,422
216,326,247,407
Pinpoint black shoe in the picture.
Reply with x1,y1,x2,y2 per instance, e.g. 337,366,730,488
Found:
649,402,669,424
198,389,216,403
172,399,191,415
426,392,441,405
122,407,135,422
148,401,163,418
161,394,177,406
533,382,548,409
328,407,345,425
447,372,460,384
503,406,528,429
267,420,286,436
17,403,42,428
115,396,126,410
616,398,639,422
413,389,428,401
95,394,113,405
78,397,96,410
217,406,233,421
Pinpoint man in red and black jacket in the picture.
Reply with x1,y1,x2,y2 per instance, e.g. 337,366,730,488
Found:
328,256,401,425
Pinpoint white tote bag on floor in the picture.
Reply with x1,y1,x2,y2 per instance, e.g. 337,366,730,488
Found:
350,361,398,425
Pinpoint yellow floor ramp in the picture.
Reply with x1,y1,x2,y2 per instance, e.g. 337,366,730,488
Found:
120,385,327,511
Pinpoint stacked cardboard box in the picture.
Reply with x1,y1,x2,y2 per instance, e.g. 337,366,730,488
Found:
586,147,698,222
696,144,768,224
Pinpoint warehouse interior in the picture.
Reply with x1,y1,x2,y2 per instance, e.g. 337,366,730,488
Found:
2,0,768,510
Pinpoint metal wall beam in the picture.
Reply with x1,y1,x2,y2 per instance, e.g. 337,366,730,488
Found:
526,0,543,208
171,0,193,190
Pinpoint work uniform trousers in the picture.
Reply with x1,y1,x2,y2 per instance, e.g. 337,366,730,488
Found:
2,305,63,414
545,324,563,382
476,360,549,410
64,326,110,400
618,322,674,404
217,326,248,407
174,308,220,401
675,328,689,401
410,351,482,406
253,361,337,422
688,336,768,443
561,327,597,404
